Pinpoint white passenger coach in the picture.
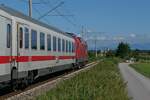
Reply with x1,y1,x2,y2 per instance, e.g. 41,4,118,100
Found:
0,5,75,88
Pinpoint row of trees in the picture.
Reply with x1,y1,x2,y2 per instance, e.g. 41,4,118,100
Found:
106,42,131,59
106,42,150,61
89,42,150,61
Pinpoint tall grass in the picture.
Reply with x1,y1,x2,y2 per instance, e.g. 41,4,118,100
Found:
37,59,128,100
130,63,150,78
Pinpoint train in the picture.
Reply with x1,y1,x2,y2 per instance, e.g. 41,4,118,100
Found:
0,5,88,89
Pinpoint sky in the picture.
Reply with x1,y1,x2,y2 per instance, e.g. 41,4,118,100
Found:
0,0,150,50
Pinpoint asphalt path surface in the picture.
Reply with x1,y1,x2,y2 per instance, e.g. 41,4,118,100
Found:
119,63,150,100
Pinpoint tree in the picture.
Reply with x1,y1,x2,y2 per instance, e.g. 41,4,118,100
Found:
88,51,95,59
106,50,115,57
116,42,131,58
130,49,140,61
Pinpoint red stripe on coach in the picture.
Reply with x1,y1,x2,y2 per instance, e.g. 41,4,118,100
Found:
59,56,74,59
16,56,29,62
0,55,75,64
0,56,10,64
31,56,56,61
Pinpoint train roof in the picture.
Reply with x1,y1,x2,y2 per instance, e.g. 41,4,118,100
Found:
66,32,77,37
66,32,87,44
0,5,73,38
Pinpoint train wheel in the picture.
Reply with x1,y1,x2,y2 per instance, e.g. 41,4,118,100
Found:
11,79,18,91
28,71,34,85
77,63,81,69
72,63,76,70
20,78,28,90
11,68,18,90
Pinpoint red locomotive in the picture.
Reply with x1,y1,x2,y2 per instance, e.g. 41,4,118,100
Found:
67,33,88,67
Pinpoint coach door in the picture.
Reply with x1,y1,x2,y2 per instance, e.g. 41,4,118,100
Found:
5,18,12,58
17,23,29,75
5,18,12,80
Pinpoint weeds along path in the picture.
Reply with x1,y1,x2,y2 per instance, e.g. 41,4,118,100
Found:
37,59,129,100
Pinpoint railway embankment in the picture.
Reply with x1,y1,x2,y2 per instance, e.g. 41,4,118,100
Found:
5,62,97,100
37,58,129,100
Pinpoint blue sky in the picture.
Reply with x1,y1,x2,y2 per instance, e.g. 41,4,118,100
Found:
1,0,150,50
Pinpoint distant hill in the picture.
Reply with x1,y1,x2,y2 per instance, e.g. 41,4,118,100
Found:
131,43,150,50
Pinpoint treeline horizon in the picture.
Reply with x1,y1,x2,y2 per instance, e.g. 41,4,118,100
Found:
88,49,150,53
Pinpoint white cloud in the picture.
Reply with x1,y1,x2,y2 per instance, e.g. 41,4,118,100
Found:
112,36,125,41
130,33,136,38
85,36,107,41
97,36,107,40
78,34,81,37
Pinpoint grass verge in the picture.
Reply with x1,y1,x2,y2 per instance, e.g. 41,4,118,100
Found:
130,62,150,78
37,59,128,100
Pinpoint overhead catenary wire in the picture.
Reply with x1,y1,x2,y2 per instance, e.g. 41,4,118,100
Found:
19,0,77,27
18,0,83,32
18,0,51,24
18,0,49,4
38,1,64,20
32,6,51,24
42,0,78,28
47,14,74,16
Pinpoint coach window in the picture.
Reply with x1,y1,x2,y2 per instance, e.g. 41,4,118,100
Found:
53,36,57,51
66,40,68,52
58,38,61,52
69,41,71,52
7,24,11,48
68,41,70,52
70,42,72,53
72,42,74,52
19,27,23,48
62,39,65,52
40,32,45,50
71,42,73,52
31,30,37,49
70,42,72,52
47,34,51,51
24,28,29,49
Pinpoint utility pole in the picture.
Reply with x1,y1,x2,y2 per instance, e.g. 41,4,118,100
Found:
87,31,104,57
81,26,84,38
95,36,97,57
29,0,32,17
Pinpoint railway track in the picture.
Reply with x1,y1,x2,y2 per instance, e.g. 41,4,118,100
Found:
0,61,98,100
